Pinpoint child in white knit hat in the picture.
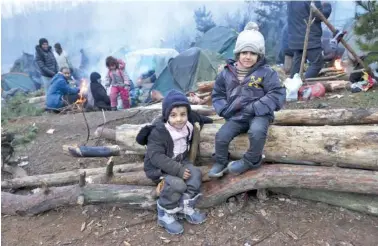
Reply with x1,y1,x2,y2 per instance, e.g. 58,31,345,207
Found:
208,22,286,178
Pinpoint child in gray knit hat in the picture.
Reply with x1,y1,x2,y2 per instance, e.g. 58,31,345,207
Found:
208,22,286,178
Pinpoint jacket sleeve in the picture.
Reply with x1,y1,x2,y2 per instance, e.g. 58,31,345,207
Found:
313,1,332,22
146,130,186,178
122,70,131,84
105,73,111,87
189,111,213,129
92,83,109,103
245,70,286,116
58,77,80,95
35,51,55,77
211,72,228,117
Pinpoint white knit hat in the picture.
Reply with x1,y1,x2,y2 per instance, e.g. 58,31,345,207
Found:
233,21,265,55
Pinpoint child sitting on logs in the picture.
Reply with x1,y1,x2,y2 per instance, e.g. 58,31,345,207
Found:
208,22,286,178
136,89,212,234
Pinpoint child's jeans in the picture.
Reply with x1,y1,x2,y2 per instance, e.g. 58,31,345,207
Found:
158,164,202,210
110,86,130,109
215,116,271,166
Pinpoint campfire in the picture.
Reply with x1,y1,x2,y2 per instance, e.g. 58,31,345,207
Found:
75,79,88,105
334,59,343,71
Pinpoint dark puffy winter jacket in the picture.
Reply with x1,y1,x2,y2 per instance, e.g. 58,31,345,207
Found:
287,1,332,50
90,80,111,110
135,112,213,183
212,58,286,122
35,45,58,78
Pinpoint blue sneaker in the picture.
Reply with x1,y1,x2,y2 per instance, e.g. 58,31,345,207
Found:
228,157,262,175
208,163,228,178
157,202,184,235
178,193,206,224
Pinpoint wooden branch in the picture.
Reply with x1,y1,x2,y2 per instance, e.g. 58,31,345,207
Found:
198,164,378,208
79,172,86,187
106,157,114,177
305,80,351,92
62,145,122,157
1,184,157,216
305,73,346,82
1,163,144,190
300,0,315,81
188,122,201,165
28,96,46,104
270,188,378,216
310,3,369,73
102,124,378,170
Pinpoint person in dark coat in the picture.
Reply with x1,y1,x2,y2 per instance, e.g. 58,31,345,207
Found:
136,90,212,235
35,38,58,94
208,22,286,178
89,72,111,111
46,67,79,111
288,1,332,78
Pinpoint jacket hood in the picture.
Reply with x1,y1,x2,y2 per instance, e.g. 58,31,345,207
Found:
36,45,52,52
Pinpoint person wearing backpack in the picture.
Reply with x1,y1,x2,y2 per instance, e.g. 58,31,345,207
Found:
105,56,131,110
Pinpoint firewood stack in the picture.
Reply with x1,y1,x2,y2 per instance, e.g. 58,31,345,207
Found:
2,108,378,216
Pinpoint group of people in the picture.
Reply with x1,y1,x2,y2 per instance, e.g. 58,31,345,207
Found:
136,20,286,234
35,38,132,112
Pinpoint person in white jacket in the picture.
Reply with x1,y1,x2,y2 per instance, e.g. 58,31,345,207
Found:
53,43,73,71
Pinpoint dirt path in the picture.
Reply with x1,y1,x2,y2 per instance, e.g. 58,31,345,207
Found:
2,89,378,245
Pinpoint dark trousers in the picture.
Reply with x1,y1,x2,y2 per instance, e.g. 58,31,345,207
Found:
290,47,324,79
215,116,270,166
158,164,202,210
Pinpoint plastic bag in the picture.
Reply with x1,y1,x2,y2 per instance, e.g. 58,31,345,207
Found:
283,73,303,102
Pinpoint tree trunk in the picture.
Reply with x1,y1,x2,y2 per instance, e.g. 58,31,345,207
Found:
1,184,156,216
306,80,351,92
198,164,378,208
99,124,378,170
3,164,377,216
62,145,122,157
1,163,144,190
270,188,378,216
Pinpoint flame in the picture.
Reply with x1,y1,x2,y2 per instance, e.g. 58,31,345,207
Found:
334,59,343,70
75,79,88,105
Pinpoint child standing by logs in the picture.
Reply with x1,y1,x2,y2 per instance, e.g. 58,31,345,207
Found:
136,89,212,234
208,22,286,178
105,56,131,110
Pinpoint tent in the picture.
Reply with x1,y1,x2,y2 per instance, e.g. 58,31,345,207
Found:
146,47,224,102
1,72,38,92
195,26,238,60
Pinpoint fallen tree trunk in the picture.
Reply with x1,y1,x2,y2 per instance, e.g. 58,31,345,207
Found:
62,145,122,157
98,124,378,170
270,188,378,216
1,184,156,216
140,103,216,116
306,80,351,92
1,163,144,190
3,164,377,215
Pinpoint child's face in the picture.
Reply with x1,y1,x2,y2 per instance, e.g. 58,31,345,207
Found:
168,106,188,129
239,51,258,68
109,64,116,70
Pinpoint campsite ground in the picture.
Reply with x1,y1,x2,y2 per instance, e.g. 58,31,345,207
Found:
2,89,378,246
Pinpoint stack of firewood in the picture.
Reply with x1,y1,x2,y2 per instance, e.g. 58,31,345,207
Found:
2,107,378,216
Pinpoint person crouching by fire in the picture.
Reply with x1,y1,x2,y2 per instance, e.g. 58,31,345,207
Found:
46,67,80,113
104,56,131,110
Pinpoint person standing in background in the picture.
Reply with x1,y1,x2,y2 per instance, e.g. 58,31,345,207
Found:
35,38,58,94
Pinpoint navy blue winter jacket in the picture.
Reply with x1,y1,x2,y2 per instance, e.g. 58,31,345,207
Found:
46,73,79,109
287,1,332,50
212,58,286,122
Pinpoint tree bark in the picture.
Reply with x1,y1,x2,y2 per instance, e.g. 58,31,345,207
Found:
198,164,378,208
3,164,377,216
306,80,351,92
270,188,378,216
1,163,144,190
1,184,156,216
99,124,378,170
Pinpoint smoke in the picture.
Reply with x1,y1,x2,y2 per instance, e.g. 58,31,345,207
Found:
1,0,244,74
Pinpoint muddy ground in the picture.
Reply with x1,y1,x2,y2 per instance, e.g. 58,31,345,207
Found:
2,89,378,246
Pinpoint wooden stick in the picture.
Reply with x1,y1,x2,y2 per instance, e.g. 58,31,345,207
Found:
79,172,86,187
305,73,346,82
310,3,369,73
62,145,122,157
188,122,201,165
106,157,114,177
300,0,315,81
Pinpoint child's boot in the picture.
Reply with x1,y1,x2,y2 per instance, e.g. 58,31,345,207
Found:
157,202,184,235
178,193,206,224
228,156,263,175
208,163,228,178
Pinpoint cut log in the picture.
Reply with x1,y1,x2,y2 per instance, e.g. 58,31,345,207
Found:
62,145,122,157
3,164,377,215
28,96,46,104
100,124,378,170
1,184,156,216
87,166,212,186
270,188,378,216
197,81,214,93
198,164,378,208
140,103,216,116
1,163,144,190
306,80,351,92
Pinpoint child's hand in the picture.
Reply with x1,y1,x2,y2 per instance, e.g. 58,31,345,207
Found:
183,169,191,180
